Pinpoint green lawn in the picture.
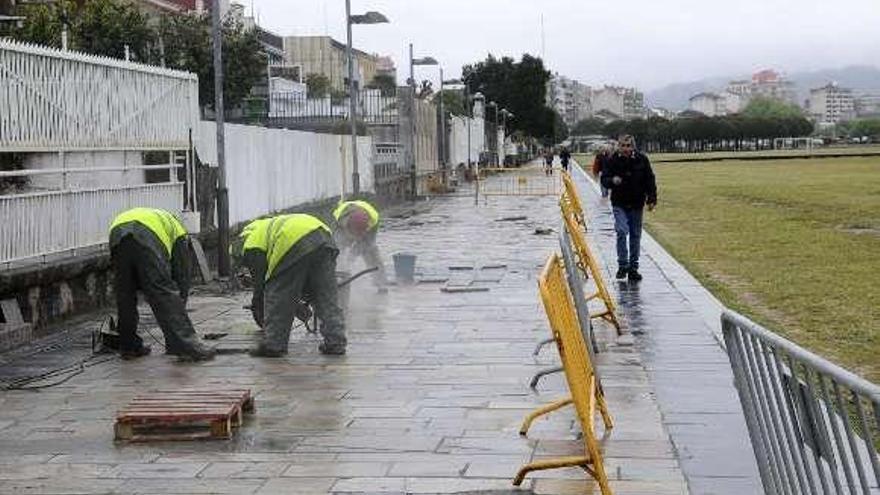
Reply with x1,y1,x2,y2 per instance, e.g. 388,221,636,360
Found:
650,145,880,163
604,156,880,382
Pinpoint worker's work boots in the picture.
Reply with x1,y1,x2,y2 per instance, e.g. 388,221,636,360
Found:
249,344,286,358
319,342,346,356
167,340,216,362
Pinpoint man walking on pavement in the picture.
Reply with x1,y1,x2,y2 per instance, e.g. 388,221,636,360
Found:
601,135,658,282
559,146,571,172
108,207,215,361
332,200,387,292
236,213,346,357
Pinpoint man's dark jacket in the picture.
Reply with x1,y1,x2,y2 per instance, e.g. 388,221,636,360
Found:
601,150,658,209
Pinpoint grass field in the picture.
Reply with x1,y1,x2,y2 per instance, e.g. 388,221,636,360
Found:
580,155,880,382
650,145,880,163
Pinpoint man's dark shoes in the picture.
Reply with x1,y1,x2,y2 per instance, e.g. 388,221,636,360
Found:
628,269,643,282
119,345,151,359
615,267,628,280
319,343,346,356
249,345,286,358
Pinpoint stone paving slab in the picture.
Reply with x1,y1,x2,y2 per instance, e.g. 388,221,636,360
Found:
0,162,687,494
570,162,762,495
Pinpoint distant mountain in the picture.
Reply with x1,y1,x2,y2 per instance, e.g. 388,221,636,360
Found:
645,66,880,111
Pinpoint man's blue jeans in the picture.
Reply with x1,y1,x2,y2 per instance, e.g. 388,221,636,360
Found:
612,206,643,270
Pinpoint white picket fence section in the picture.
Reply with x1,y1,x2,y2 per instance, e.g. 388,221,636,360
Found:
0,39,199,151
0,183,183,266
198,122,373,225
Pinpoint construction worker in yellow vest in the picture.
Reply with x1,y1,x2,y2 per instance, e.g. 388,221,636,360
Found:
332,200,387,290
108,207,215,361
236,213,346,357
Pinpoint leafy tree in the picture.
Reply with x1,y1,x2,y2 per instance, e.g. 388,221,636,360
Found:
158,12,263,110
306,73,331,98
72,0,153,61
3,1,69,47
366,73,396,97
571,117,606,135
741,96,805,119
462,53,553,140
846,118,880,138
436,89,466,117
417,79,433,99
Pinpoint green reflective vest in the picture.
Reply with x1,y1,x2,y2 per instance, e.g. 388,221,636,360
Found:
109,207,187,258
241,214,330,279
333,200,380,230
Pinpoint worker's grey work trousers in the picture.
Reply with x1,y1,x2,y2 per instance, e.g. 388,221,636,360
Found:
112,236,200,355
261,247,346,353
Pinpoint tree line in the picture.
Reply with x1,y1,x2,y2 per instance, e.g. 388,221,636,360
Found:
573,97,817,152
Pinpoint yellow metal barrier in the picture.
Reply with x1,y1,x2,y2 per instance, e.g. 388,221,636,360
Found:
514,254,613,493
561,171,586,228
477,167,562,197
560,198,622,335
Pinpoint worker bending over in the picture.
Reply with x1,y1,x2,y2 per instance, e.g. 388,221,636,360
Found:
108,207,215,361
237,214,346,357
332,200,387,290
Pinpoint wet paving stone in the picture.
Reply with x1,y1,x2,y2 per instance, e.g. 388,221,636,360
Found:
0,162,693,494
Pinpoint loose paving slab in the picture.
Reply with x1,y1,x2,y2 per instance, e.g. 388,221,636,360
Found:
0,163,687,494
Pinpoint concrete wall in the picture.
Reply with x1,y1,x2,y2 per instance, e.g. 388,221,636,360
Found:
197,122,373,225
448,114,485,166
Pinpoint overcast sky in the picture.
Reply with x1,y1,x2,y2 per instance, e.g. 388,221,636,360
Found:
247,0,880,91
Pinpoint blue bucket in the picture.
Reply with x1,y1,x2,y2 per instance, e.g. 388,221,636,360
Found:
392,253,417,283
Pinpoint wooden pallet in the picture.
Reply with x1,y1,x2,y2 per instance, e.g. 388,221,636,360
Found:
115,389,255,442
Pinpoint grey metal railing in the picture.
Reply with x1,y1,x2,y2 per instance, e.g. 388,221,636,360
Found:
723,309,880,495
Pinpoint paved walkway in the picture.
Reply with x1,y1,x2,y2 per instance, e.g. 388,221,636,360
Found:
570,161,763,495
0,163,689,494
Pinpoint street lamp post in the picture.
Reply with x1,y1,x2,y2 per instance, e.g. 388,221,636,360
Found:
486,101,498,166
407,46,438,196
345,3,389,197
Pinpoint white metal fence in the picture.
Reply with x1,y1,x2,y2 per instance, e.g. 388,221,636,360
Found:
0,183,183,267
0,39,199,151
0,41,198,267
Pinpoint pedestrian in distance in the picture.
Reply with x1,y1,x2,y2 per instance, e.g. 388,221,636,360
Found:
559,147,571,172
332,200,388,292
600,135,658,282
108,207,215,361
592,145,612,198
543,147,554,176
235,214,347,357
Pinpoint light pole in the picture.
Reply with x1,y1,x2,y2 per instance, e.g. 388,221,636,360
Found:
346,4,389,197
471,92,484,205
408,45,438,196
212,0,230,276
486,101,498,166
440,76,464,169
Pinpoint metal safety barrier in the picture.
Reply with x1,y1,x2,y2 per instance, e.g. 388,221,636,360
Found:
477,167,562,197
560,198,622,335
723,310,880,495
515,254,614,493
561,171,586,228
529,230,602,389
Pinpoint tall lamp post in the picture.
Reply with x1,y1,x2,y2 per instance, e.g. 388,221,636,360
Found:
440,77,464,169
408,45,438,196
486,101,498,166
346,3,389,197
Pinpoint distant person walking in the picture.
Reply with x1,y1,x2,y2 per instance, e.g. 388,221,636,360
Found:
592,145,612,198
543,147,554,175
601,135,657,282
559,147,571,172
